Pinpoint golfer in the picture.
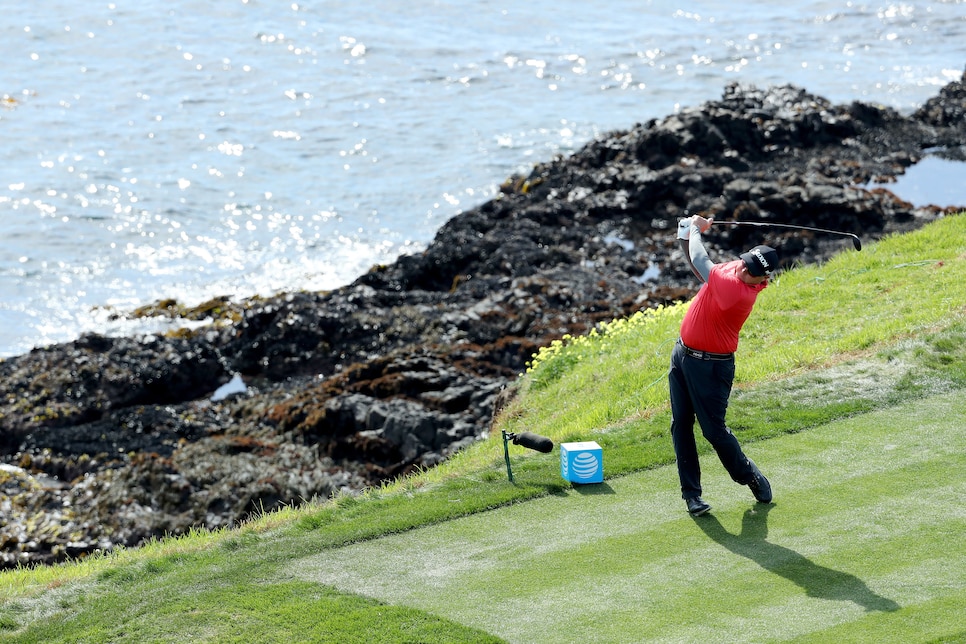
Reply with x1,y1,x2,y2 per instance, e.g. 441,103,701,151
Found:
669,215,776,516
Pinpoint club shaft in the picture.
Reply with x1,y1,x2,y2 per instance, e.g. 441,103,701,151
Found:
715,220,858,240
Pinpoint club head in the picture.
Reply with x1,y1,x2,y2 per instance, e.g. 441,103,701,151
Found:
852,235,862,251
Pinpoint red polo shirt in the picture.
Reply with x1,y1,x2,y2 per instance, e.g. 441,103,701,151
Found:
680,259,767,354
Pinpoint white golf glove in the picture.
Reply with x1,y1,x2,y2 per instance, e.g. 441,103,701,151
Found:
677,217,692,240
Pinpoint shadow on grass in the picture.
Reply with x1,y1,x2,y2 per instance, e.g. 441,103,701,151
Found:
693,504,900,613
570,482,616,495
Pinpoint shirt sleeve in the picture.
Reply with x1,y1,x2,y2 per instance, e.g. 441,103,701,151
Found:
688,226,715,283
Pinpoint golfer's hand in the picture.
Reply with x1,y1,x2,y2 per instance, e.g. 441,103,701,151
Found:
691,215,714,233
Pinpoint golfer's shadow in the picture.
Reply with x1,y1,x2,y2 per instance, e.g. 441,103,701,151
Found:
694,504,899,613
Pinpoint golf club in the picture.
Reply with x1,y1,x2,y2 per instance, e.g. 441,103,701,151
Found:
715,220,862,251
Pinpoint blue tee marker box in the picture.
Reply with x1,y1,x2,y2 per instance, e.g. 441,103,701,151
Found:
560,441,603,484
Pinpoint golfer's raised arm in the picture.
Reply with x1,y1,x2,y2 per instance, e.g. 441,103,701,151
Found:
678,216,709,283
685,216,714,282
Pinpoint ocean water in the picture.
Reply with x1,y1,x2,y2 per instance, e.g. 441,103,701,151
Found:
1,1,964,358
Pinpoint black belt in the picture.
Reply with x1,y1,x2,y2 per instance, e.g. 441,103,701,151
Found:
678,339,733,361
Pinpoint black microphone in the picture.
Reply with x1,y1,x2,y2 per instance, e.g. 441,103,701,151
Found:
511,431,553,453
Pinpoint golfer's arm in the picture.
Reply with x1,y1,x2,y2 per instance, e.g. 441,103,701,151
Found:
688,227,714,282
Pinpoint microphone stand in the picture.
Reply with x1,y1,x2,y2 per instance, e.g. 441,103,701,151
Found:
501,429,515,482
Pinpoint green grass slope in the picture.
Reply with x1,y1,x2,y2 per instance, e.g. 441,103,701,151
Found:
2,214,965,643
290,391,965,643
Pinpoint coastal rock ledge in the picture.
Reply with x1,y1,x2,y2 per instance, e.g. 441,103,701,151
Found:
3,75,965,567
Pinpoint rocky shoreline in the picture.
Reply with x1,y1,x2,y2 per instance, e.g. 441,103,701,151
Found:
2,75,965,568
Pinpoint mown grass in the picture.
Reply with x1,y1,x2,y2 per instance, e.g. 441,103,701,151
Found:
282,391,966,642
1,214,964,643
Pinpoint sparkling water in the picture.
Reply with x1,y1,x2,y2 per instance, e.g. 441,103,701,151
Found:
1,0,963,356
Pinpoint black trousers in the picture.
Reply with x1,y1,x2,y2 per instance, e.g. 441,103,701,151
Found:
668,340,755,499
